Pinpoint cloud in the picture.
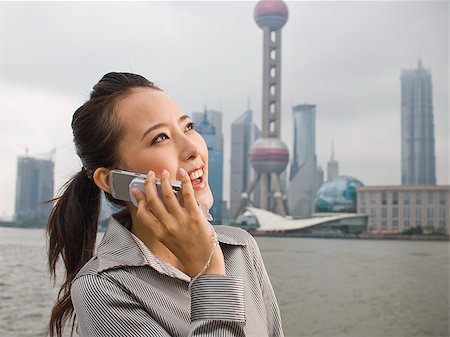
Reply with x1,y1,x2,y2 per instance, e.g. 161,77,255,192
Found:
0,1,448,218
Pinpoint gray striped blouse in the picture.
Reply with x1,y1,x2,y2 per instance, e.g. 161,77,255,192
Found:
71,216,284,336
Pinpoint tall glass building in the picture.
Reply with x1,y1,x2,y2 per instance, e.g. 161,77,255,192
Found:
290,104,316,180
193,110,223,222
401,60,436,185
193,109,223,151
229,110,261,217
316,166,324,191
288,104,317,218
15,156,54,221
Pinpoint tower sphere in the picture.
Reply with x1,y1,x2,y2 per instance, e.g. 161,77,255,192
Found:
250,137,289,174
254,0,289,30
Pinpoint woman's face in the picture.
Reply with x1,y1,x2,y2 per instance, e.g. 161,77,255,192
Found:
115,87,213,209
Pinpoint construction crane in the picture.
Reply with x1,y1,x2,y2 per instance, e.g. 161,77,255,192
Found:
17,144,30,157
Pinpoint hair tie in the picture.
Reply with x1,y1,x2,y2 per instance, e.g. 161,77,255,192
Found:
82,167,93,180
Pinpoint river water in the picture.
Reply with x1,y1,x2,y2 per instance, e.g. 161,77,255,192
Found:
0,227,448,337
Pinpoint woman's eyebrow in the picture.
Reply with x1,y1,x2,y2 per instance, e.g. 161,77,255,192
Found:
141,115,191,141
179,115,190,123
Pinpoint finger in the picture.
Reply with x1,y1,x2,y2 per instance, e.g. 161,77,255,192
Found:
160,169,183,216
132,187,145,204
177,168,201,211
144,170,170,221
132,188,164,238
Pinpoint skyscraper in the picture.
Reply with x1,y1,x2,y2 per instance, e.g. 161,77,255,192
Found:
15,155,54,221
193,109,223,151
234,0,290,217
327,142,339,182
288,104,317,218
229,110,261,217
193,109,224,222
290,104,316,180
316,166,324,191
401,60,436,185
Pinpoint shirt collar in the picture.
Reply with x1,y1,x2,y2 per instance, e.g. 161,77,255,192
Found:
96,216,246,275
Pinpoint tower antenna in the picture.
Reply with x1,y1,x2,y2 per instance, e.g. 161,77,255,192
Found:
331,140,335,160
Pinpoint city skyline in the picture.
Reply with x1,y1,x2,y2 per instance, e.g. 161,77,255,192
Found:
0,1,448,219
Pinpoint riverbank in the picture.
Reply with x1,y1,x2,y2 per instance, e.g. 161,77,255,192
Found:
252,231,450,241
1,221,448,241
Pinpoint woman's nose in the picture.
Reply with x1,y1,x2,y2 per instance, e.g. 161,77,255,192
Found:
180,137,200,161
187,147,200,161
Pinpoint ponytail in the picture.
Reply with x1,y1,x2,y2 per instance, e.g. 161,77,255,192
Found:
47,72,158,336
47,168,101,337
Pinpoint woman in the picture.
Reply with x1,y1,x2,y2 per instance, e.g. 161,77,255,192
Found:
47,72,284,337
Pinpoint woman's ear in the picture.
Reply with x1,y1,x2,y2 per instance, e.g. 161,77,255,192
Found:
93,167,111,194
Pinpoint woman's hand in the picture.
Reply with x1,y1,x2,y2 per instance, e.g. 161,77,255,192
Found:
132,168,225,277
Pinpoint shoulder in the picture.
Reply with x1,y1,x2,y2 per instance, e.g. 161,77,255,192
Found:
71,273,113,311
215,225,262,257
71,258,111,299
214,225,256,246
73,255,100,282
71,268,134,310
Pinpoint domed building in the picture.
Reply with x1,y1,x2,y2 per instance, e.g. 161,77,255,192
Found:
315,176,364,213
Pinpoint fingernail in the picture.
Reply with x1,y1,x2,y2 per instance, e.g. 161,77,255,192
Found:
178,168,186,177
132,188,140,199
162,169,169,177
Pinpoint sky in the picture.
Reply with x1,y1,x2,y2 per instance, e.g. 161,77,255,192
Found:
0,1,448,220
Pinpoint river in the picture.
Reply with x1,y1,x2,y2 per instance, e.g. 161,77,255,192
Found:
0,227,448,337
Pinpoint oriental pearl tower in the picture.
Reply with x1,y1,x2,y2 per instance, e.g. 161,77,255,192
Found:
233,0,289,218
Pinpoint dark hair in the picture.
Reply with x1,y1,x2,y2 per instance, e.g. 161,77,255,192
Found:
46,72,159,337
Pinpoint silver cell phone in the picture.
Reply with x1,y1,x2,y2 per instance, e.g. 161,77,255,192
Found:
109,169,182,203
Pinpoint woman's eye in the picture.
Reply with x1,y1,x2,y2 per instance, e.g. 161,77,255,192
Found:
152,133,169,144
185,122,195,131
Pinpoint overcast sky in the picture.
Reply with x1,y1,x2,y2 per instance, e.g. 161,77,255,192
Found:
0,1,448,219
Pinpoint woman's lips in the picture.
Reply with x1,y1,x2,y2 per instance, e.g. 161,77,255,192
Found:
188,167,207,190
189,168,203,180
191,175,207,190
